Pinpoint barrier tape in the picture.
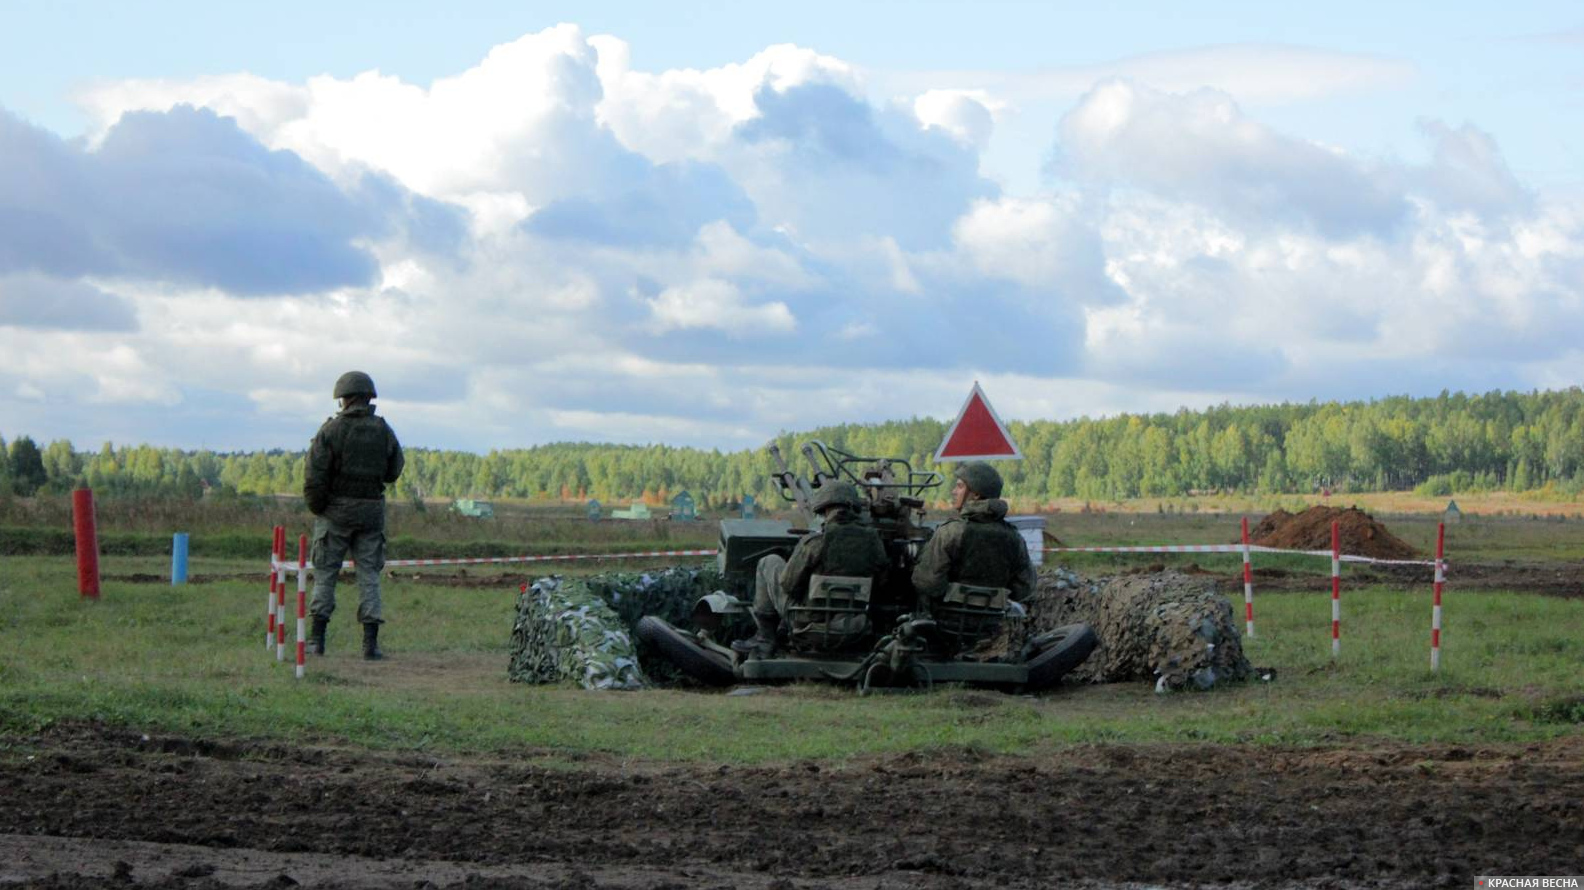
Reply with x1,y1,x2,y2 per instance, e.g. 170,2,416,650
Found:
272,543,1444,571
264,519,1453,669
1041,543,1443,568
272,548,721,573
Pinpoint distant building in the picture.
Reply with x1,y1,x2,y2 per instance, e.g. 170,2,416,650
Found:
451,498,494,518
610,502,652,520
671,490,697,521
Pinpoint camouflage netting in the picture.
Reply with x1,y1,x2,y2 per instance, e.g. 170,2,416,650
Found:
993,567,1252,691
574,564,741,685
508,576,647,690
576,564,727,630
508,564,739,688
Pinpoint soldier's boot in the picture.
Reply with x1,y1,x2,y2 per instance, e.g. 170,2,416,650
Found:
362,623,384,661
731,611,779,660
308,616,329,656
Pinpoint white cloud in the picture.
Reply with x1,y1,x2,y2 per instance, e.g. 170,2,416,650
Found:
913,89,1002,148
1,26,1576,454
647,279,796,335
952,194,1119,301
0,273,137,331
1055,78,1408,238
591,37,862,163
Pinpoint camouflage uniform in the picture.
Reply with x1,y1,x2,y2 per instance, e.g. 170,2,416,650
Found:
304,402,404,625
753,506,890,621
911,497,1035,605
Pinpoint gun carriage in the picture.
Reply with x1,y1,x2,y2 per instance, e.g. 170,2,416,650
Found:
637,441,1095,693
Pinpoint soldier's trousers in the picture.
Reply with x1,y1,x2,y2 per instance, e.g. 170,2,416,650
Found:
309,506,386,625
751,554,788,620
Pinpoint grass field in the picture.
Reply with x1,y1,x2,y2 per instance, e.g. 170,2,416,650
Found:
4,504,1582,762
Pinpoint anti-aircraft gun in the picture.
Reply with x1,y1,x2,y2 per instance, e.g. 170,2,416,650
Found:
712,440,941,619
636,440,1096,693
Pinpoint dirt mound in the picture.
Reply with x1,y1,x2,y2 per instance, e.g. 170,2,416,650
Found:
1249,506,1419,559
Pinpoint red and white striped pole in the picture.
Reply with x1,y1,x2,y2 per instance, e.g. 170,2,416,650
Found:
267,525,282,651
1240,517,1255,638
1431,522,1445,672
296,533,308,680
1330,520,1341,659
275,527,287,662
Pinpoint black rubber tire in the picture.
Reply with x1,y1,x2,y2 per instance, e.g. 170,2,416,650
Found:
1023,623,1098,691
635,616,737,687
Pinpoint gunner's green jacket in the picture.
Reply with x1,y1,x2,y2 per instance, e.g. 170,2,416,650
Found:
911,497,1035,602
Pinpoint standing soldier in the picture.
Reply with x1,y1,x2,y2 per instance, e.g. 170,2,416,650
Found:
735,481,890,659
304,371,404,660
911,461,1035,626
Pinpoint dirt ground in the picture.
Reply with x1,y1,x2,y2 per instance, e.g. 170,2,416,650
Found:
2,723,1581,890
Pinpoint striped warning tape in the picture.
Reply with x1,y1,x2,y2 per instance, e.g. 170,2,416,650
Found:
1044,544,1276,555
274,543,1442,571
1042,544,1442,568
272,548,720,572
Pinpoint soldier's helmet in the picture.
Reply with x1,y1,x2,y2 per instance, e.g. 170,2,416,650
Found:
810,480,863,513
333,371,377,400
954,461,1003,499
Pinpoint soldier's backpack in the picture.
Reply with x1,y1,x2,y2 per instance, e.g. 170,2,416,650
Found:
787,574,873,652
934,581,1010,649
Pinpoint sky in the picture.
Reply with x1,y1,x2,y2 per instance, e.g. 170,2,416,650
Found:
0,1,1581,453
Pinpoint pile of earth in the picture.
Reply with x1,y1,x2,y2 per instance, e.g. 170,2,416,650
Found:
1249,505,1419,559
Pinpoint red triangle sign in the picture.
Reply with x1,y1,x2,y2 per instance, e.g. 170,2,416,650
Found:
934,382,1021,462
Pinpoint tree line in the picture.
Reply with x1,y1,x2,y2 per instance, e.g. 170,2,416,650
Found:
4,388,1583,505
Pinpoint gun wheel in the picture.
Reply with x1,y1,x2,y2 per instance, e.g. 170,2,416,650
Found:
1024,623,1099,692
636,616,737,688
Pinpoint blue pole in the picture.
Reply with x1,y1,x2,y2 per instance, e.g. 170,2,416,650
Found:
171,532,189,586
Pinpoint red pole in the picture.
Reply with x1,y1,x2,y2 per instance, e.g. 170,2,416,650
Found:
1330,519,1341,659
72,488,101,599
1431,522,1446,671
1240,516,1255,638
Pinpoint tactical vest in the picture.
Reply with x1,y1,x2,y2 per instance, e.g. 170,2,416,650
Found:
817,519,887,578
949,519,1026,588
327,413,392,499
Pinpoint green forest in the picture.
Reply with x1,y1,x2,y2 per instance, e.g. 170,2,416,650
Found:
4,388,1583,507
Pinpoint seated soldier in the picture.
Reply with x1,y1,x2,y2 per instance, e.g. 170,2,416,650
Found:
910,461,1035,643
735,481,890,659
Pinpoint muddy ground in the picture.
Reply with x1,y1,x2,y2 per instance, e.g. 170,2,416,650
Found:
1,723,1580,889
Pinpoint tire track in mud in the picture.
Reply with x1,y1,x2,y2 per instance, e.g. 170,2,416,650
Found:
1,725,1582,888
